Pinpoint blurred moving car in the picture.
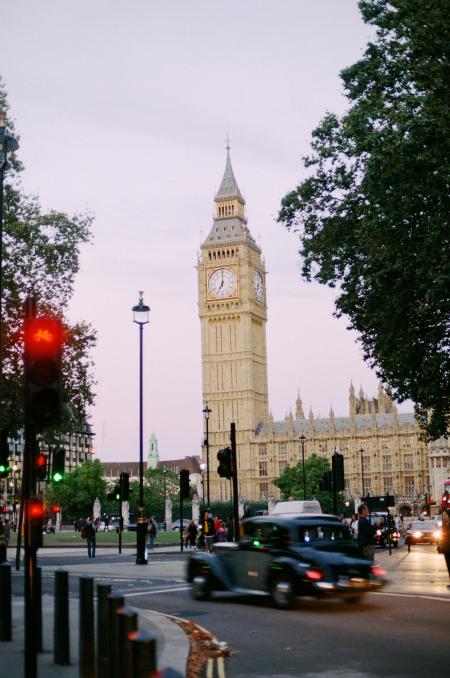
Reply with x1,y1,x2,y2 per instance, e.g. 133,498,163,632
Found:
187,514,386,609
405,520,441,550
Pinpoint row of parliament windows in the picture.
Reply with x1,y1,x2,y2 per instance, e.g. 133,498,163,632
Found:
208,248,239,260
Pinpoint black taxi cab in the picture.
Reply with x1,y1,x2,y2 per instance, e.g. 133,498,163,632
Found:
187,515,386,609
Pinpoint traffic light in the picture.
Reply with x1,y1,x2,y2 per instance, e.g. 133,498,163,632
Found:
120,472,130,501
332,453,345,492
217,447,232,479
319,470,332,492
28,497,44,552
107,484,121,502
24,316,63,430
35,452,48,482
51,447,65,483
0,429,11,478
180,469,190,500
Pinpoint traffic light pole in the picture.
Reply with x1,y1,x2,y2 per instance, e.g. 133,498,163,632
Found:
332,452,338,515
230,423,239,542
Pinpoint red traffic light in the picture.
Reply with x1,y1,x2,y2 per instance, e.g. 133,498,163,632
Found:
28,499,44,520
24,318,63,355
35,453,46,468
51,505,60,513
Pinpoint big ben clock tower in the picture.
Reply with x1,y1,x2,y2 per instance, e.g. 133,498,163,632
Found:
197,145,269,500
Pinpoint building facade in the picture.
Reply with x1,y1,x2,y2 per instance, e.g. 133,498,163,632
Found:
198,149,434,514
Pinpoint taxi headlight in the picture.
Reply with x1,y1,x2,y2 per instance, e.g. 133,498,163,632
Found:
413,531,422,538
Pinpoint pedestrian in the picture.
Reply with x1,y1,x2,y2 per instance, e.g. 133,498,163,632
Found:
187,520,197,549
437,509,450,589
183,523,190,549
4,518,11,547
85,517,96,558
0,517,7,563
94,517,100,531
350,513,359,539
147,517,157,550
104,515,109,531
357,503,378,562
216,521,226,542
203,509,215,552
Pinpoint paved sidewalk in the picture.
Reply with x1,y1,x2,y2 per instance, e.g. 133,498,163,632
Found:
376,545,450,599
1,554,189,677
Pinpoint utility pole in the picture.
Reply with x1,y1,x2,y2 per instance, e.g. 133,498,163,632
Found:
230,423,239,542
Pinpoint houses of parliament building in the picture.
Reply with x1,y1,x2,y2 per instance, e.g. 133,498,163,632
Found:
197,147,449,515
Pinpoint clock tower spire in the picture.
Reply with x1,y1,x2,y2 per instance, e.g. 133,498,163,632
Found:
197,146,269,500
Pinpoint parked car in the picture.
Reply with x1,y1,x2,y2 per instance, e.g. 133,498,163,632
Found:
186,514,387,609
405,520,441,550
172,519,189,531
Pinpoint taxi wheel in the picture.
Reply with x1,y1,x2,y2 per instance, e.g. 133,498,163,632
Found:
271,577,296,610
191,574,211,601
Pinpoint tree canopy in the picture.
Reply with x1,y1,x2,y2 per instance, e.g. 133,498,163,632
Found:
273,454,335,513
278,1,450,440
44,459,106,520
0,78,96,436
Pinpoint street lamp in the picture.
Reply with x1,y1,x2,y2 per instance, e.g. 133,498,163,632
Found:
132,291,150,565
203,405,212,507
162,466,167,531
299,435,307,500
0,111,18,441
359,448,365,499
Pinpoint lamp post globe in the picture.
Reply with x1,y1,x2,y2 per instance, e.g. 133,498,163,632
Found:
132,291,150,565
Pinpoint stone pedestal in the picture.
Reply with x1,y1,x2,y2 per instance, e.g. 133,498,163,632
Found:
93,497,101,520
192,494,200,524
122,501,129,526
165,497,172,530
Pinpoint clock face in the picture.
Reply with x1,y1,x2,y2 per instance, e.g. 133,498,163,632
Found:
208,268,237,299
253,270,264,302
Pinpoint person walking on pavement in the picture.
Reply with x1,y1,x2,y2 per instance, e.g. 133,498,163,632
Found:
357,503,378,562
0,517,7,563
187,520,197,549
203,509,215,552
86,516,96,558
147,517,157,550
437,508,450,589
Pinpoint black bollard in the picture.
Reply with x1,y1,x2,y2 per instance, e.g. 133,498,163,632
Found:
117,606,138,678
36,566,42,652
96,583,112,678
107,592,124,678
54,569,70,665
129,629,158,678
0,562,12,641
79,576,95,678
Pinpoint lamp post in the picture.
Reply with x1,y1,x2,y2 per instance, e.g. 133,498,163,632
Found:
132,291,150,565
203,405,211,507
299,435,307,500
162,466,167,531
0,111,18,441
359,448,365,500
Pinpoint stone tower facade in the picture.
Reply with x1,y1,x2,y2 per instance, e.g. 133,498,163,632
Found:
197,146,269,500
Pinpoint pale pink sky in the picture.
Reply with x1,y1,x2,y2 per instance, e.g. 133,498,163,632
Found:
1,1,412,461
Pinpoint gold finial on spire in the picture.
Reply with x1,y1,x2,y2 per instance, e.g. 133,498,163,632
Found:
225,132,231,152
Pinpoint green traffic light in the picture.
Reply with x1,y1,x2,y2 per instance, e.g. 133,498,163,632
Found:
53,471,63,483
0,464,11,478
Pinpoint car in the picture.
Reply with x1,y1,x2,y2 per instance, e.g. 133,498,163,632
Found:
171,519,189,531
405,520,441,550
186,514,387,609
369,514,400,548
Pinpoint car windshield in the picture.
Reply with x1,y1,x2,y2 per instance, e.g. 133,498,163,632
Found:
297,524,351,543
410,521,435,531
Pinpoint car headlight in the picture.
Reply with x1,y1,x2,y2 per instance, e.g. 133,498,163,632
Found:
376,529,382,536
433,529,441,539
413,531,422,538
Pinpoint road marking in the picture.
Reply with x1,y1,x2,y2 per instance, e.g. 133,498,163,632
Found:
118,585,190,598
370,591,450,603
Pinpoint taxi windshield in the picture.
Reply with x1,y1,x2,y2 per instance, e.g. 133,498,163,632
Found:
298,524,351,543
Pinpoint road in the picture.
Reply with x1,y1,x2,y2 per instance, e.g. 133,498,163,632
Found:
9,545,450,677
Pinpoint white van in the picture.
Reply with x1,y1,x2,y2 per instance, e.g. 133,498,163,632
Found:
270,500,322,516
